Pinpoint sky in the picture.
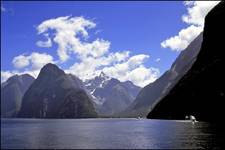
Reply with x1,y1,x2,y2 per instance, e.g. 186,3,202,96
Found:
1,1,219,87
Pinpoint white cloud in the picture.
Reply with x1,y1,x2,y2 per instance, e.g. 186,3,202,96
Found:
125,66,160,87
36,33,52,47
12,54,30,69
29,52,54,70
182,1,220,26
101,54,160,87
65,51,131,80
155,58,161,62
36,16,160,87
2,16,160,87
37,16,102,62
1,70,39,83
161,25,203,51
12,52,54,70
2,52,53,82
66,53,159,87
103,65,159,87
161,1,219,51
1,71,15,83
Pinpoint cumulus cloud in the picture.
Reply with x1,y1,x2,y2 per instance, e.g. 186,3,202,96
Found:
2,52,54,82
161,25,203,51
1,70,39,83
36,16,108,62
35,16,159,87
12,54,30,69
65,51,130,81
66,52,160,87
1,70,38,83
65,50,160,87
125,67,160,87
161,1,220,51
1,71,15,83
182,1,220,26
36,33,52,47
12,52,54,71
2,16,160,87
101,55,160,87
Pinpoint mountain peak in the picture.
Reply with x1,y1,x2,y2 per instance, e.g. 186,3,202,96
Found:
39,63,65,77
42,63,58,69
20,74,35,79
99,71,107,78
18,63,97,118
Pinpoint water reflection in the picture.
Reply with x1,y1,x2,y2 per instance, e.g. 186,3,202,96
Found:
1,119,224,149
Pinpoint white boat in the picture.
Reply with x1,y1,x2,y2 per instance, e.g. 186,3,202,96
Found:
137,116,142,120
185,115,197,123
190,115,196,123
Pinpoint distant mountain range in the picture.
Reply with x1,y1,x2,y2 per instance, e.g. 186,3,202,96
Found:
1,64,140,118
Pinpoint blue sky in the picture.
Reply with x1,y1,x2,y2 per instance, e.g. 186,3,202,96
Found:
1,1,218,87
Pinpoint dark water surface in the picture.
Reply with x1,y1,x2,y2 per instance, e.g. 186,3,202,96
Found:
1,118,224,149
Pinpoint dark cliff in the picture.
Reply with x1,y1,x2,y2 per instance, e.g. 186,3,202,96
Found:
147,2,225,122
120,32,203,117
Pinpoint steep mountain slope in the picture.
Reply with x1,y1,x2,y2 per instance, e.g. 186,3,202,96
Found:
148,2,225,122
85,72,141,115
120,33,203,117
1,74,35,117
67,74,86,90
96,79,140,115
18,63,97,118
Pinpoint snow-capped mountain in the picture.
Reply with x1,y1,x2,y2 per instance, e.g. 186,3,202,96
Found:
85,72,111,93
84,72,141,115
84,72,111,105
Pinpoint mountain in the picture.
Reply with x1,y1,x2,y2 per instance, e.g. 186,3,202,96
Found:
1,74,35,117
67,73,86,90
85,72,111,105
147,2,225,122
17,63,97,118
85,72,111,93
120,32,203,118
85,72,141,115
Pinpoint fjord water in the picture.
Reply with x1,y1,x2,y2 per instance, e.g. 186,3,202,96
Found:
1,119,224,149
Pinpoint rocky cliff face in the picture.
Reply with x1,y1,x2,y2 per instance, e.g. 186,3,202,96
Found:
1,74,35,117
148,2,225,122
120,33,203,118
18,63,97,118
